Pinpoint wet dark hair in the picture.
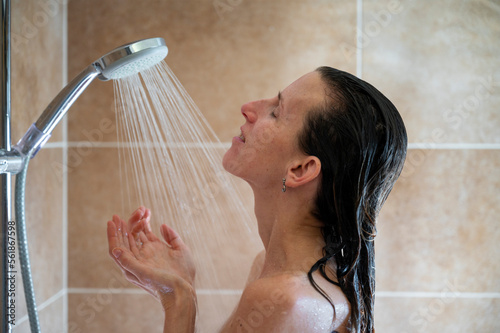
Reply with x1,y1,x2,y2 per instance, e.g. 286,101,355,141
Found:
298,67,407,332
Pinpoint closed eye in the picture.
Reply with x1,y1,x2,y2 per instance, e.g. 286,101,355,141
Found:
271,107,278,118
270,91,281,118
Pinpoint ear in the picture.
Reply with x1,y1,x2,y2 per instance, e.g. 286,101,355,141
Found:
286,156,321,188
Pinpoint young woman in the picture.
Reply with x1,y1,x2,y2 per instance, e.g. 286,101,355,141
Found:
107,67,408,332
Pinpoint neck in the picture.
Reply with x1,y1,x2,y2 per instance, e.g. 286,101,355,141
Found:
251,183,325,277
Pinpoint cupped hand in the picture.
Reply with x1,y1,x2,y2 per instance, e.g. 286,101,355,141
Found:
107,208,196,309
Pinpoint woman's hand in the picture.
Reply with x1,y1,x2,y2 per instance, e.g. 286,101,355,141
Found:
126,206,151,237
107,208,196,311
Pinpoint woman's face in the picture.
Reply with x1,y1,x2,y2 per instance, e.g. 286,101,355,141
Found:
223,71,327,189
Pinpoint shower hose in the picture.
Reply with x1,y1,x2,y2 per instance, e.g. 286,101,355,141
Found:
15,155,41,333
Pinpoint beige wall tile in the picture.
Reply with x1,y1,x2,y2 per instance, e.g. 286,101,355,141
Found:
67,0,357,142
39,296,65,333
69,292,240,333
374,297,500,333
24,148,64,299
363,0,500,144
68,292,163,333
376,149,500,292
197,293,241,332
67,147,128,288
11,0,64,143
13,295,65,333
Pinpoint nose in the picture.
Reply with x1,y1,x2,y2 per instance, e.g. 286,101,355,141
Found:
241,100,260,123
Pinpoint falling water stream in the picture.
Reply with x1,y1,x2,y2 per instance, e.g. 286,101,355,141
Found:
112,61,261,329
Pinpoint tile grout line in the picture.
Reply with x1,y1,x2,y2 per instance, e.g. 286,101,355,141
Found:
18,289,497,326
16,289,66,326
356,0,363,78
67,288,244,295
408,143,500,150
68,288,149,294
376,291,500,299
68,287,236,295
62,1,69,331
42,142,500,150
66,288,500,299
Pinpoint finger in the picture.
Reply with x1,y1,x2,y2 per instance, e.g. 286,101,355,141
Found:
114,216,128,248
128,229,141,257
138,231,149,245
130,208,152,239
131,219,147,238
112,214,121,229
135,232,149,252
113,214,125,226
113,215,122,241
130,219,158,243
138,209,153,234
120,220,131,251
160,224,185,250
144,209,152,232
128,206,146,230
107,221,120,256
112,215,125,244
134,205,146,216
143,208,151,225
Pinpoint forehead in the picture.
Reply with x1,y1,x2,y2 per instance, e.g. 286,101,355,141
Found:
282,71,327,114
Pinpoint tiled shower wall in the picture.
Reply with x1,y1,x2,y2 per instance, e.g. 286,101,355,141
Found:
7,0,499,332
10,0,66,331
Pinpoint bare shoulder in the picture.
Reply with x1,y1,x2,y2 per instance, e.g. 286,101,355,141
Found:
222,273,350,333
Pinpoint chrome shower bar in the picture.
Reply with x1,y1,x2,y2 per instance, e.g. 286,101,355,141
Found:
1,0,13,331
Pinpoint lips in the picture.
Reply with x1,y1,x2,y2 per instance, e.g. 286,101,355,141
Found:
239,127,246,143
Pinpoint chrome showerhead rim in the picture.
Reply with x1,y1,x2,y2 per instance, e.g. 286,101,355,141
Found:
95,37,168,80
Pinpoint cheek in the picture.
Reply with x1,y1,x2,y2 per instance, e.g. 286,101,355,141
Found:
254,126,276,145
251,121,279,147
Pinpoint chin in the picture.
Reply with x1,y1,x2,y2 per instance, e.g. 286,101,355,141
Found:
222,149,235,174
222,148,244,178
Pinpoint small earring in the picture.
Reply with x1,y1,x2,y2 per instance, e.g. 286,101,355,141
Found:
282,178,286,193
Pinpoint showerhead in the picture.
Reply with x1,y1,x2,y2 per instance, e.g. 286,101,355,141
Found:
14,37,168,158
95,38,168,81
